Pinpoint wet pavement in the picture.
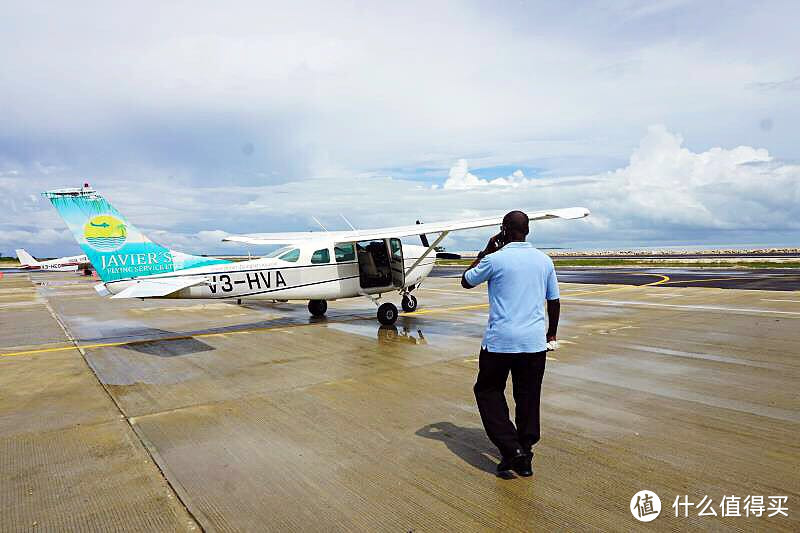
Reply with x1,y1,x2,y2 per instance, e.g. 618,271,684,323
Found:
1,271,798,531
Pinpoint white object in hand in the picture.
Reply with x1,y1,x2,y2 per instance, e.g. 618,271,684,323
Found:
546,340,559,351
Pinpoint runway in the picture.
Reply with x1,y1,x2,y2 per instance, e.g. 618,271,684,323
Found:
1,271,798,531
433,265,800,291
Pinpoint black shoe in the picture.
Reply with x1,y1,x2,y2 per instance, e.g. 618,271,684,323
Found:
496,450,526,478
514,452,533,477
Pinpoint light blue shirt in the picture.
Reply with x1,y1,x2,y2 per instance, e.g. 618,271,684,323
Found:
464,241,559,353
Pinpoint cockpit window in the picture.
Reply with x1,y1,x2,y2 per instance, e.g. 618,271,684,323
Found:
334,243,355,262
278,248,300,262
311,248,330,264
390,238,402,261
265,245,293,258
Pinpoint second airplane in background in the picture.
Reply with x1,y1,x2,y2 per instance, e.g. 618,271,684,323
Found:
44,185,589,325
16,248,91,274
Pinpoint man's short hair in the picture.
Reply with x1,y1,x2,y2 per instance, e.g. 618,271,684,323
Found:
503,210,529,236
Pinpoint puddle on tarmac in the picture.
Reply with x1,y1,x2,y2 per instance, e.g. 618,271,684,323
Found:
326,318,483,348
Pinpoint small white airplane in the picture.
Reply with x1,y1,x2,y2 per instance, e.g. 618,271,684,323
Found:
44,185,589,325
15,248,91,273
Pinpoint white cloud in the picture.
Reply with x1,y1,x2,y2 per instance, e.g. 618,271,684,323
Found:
442,159,485,190
442,160,534,189
603,125,797,231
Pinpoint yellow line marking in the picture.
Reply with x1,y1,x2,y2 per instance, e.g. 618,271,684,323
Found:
550,274,670,298
648,274,672,286
658,276,746,285
0,344,78,357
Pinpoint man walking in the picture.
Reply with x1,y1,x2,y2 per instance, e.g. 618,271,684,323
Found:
461,210,560,478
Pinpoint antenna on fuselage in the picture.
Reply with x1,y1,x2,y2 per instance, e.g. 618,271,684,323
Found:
339,214,357,230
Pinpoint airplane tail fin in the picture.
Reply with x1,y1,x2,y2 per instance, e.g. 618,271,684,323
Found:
43,185,229,282
15,249,38,266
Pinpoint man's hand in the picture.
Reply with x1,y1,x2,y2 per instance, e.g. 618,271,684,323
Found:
483,232,505,256
462,229,505,289
546,299,560,350
546,335,558,351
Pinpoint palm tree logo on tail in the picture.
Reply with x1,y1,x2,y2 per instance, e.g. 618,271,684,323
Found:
83,215,128,251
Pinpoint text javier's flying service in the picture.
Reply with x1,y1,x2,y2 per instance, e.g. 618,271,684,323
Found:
45,185,589,325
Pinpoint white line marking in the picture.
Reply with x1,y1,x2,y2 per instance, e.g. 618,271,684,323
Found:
760,299,800,303
567,297,800,316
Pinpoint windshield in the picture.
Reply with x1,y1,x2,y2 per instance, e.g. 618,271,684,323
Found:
264,246,294,258
279,248,300,262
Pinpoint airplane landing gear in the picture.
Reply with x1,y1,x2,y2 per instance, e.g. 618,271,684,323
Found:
377,302,398,325
401,294,418,312
308,299,327,317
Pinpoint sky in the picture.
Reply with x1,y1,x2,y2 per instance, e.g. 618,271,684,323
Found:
1,0,799,257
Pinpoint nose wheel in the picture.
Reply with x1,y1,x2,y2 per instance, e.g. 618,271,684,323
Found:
377,302,398,325
401,294,418,312
308,299,327,317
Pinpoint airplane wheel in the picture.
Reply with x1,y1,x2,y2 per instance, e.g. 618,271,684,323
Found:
308,299,327,317
377,302,398,325
401,294,418,312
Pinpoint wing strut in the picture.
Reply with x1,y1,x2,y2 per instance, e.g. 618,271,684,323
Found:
405,231,449,278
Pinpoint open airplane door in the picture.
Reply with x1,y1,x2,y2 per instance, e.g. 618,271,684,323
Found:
389,238,404,289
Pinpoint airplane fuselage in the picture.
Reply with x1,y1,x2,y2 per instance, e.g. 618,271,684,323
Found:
101,243,435,301
22,254,89,272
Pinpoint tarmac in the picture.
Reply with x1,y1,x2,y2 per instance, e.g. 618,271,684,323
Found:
1,269,798,531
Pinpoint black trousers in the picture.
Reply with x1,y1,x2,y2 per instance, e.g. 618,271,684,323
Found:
473,348,547,459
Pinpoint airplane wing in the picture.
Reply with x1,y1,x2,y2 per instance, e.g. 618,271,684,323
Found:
223,207,590,245
110,276,208,299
